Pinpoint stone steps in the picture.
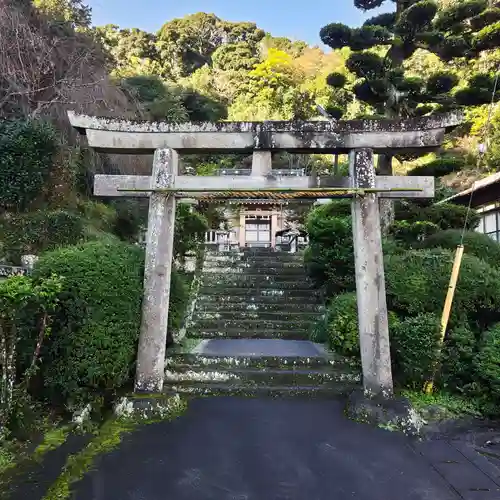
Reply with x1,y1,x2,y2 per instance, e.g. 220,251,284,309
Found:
196,294,321,306
163,350,360,398
163,383,356,398
186,328,311,340
165,248,357,399
202,272,313,284
197,286,320,298
204,255,304,264
193,317,316,331
202,266,306,275
165,366,356,386
195,301,323,313
166,353,344,369
194,311,322,321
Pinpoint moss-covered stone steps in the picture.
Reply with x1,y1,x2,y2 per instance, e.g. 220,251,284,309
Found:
166,353,343,369
194,310,322,321
200,282,315,294
164,366,360,387
163,383,356,398
197,286,319,299
204,254,305,264
195,300,323,313
187,328,312,340
202,272,313,284
196,293,321,306
203,265,306,275
193,317,316,331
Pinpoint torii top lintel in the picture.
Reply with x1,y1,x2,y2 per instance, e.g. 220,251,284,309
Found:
67,110,463,155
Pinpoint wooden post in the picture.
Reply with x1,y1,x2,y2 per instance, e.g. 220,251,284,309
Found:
424,244,464,394
350,149,394,398
135,148,178,393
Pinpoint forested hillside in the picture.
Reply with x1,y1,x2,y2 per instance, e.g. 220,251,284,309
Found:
4,1,500,181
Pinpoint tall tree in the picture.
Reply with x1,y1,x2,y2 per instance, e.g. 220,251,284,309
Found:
93,25,161,77
157,13,265,77
320,0,500,230
33,0,92,28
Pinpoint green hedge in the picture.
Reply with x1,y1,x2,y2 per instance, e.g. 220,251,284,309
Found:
391,313,441,388
395,202,480,231
0,119,58,212
0,210,85,264
420,229,500,268
385,248,500,330
28,240,187,405
305,201,354,292
317,292,400,358
474,323,500,406
440,324,477,390
389,220,440,245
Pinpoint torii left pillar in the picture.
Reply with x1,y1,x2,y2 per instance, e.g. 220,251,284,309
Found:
135,148,178,393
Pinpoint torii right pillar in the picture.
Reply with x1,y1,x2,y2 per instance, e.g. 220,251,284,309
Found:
350,148,393,398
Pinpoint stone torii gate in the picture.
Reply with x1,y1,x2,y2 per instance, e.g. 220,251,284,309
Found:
68,110,461,399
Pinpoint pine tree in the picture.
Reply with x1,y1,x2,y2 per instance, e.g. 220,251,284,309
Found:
320,0,500,228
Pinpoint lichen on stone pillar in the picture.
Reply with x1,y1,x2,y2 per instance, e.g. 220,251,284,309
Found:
349,148,394,399
135,148,178,393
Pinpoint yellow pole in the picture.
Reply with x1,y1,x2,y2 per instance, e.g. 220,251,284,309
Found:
423,244,465,394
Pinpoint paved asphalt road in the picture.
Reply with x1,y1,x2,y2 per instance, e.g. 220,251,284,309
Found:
73,397,500,500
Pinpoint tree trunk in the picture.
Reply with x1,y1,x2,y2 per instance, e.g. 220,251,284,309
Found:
333,154,339,175
377,154,394,235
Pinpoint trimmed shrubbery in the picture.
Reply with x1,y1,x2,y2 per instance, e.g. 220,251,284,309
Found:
474,323,500,407
304,200,354,293
420,229,500,268
395,202,480,231
384,248,500,330
29,240,145,405
318,292,400,358
390,313,441,389
305,196,500,411
24,240,188,406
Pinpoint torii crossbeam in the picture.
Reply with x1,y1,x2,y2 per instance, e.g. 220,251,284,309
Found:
68,110,462,399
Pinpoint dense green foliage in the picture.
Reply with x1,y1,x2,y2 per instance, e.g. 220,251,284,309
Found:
0,210,85,264
0,274,63,437
385,249,500,329
320,1,500,119
306,195,500,408
389,220,440,245
408,157,466,177
319,292,358,356
174,204,208,260
29,241,145,405
0,120,58,212
440,324,477,390
304,201,354,293
318,292,400,358
474,323,500,405
420,229,500,268
391,313,441,389
25,240,189,406
395,202,480,231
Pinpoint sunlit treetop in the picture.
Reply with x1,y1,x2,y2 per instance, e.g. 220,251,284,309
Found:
320,0,500,118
